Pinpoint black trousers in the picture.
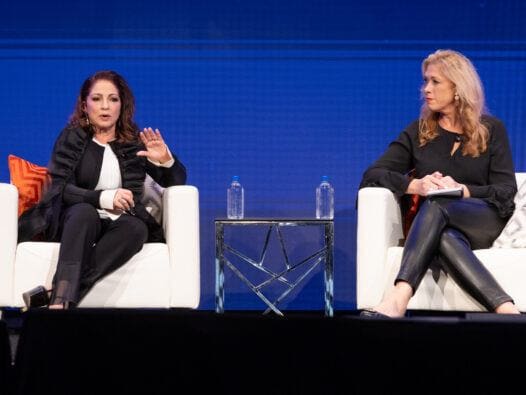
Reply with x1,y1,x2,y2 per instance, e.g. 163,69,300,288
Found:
50,203,148,305
396,197,512,311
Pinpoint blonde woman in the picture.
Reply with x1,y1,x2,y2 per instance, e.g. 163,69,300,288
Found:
359,49,520,317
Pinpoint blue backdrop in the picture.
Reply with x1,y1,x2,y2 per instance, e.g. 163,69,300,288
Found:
1,0,525,311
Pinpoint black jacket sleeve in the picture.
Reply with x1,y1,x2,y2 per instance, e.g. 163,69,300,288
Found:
465,117,517,217
62,183,103,207
359,123,417,197
145,153,187,188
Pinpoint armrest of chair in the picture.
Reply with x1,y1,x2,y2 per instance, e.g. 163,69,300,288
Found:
163,185,200,308
0,183,18,306
356,187,404,309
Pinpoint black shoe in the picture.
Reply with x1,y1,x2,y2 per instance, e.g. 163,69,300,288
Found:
360,309,391,319
22,285,51,309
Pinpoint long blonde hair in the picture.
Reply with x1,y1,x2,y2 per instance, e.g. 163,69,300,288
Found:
419,49,488,157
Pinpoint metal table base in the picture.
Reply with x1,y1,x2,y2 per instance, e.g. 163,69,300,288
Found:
215,218,334,317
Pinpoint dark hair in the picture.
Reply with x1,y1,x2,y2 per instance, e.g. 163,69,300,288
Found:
69,70,138,142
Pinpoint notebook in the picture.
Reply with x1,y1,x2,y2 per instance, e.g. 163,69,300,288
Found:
426,187,463,197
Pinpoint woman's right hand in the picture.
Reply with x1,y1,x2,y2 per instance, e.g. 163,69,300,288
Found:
406,172,447,196
113,188,135,211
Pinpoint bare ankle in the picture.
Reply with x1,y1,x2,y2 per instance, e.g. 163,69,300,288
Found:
374,283,413,318
495,301,521,315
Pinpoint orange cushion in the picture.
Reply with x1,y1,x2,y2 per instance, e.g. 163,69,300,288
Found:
8,154,51,217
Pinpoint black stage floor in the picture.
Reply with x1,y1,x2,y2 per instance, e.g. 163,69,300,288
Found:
2,308,526,395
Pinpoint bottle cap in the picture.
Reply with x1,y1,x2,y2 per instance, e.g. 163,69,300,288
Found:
232,175,240,182
321,175,329,181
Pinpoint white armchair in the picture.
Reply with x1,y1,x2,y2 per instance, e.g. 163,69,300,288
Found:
357,173,526,312
0,182,200,309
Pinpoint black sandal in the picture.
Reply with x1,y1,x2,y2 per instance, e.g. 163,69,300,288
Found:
360,309,391,319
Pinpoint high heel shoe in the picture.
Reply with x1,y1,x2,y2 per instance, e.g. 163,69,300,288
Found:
22,285,52,309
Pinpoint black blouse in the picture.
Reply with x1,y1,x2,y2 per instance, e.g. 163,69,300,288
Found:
359,115,517,218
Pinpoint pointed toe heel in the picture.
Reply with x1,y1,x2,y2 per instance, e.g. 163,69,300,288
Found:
360,309,391,319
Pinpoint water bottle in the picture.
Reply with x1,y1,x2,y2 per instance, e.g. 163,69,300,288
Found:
227,176,244,219
316,176,334,219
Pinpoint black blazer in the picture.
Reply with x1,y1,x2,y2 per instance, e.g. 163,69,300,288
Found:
18,125,186,243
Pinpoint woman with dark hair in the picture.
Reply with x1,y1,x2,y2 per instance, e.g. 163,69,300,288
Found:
359,49,520,317
19,70,186,309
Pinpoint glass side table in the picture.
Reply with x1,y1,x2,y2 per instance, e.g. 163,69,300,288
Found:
215,218,334,317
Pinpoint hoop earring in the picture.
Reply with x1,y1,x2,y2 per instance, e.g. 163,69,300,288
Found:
84,114,91,126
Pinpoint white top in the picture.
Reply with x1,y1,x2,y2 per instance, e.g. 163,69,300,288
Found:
92,137,175,221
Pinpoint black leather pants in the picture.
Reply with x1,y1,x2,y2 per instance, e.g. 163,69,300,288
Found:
396,197,512,311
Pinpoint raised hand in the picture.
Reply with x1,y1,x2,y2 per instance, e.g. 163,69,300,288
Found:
137,127,171,164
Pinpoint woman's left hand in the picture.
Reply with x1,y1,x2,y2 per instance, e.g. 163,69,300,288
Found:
437,175,460,189
137,127,171,164
439,175,470,197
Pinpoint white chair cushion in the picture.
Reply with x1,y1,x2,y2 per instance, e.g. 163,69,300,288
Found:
12,242,171,308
